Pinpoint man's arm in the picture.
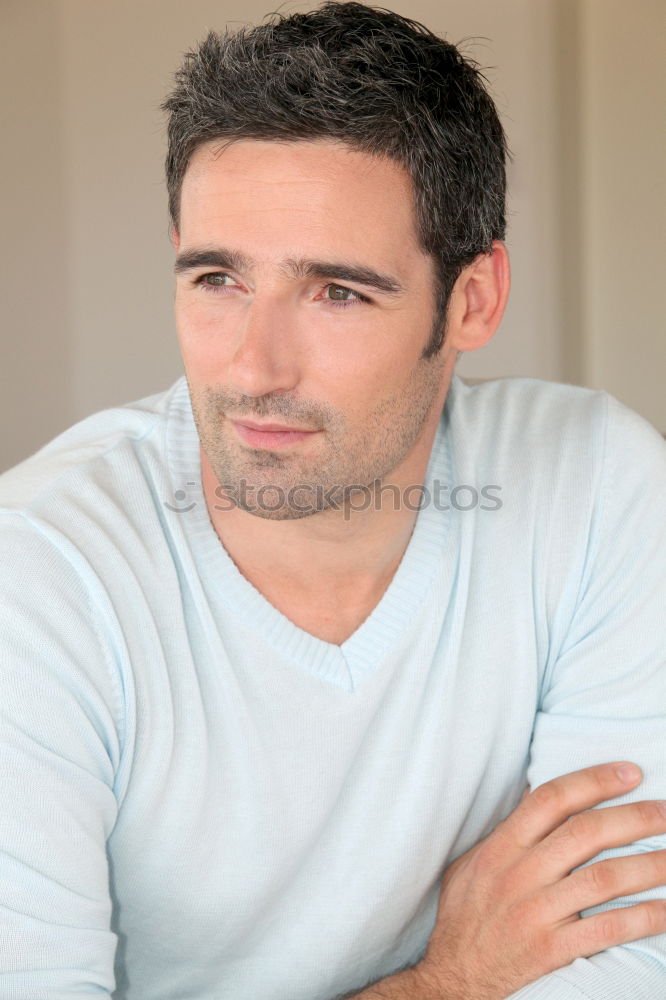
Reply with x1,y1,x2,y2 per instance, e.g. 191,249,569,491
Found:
498,395,666,998
334,394,666,999
0,512,119,996
329,764,666,1000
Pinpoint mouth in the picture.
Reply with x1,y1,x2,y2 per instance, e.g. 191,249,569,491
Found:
230,419,321,450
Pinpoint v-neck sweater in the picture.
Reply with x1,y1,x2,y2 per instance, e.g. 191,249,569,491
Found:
0,373,665,1000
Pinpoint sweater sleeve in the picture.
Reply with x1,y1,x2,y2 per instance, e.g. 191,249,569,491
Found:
508,396,666,999
0,512,122,997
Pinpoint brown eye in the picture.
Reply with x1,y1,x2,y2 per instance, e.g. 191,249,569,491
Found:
196,273,239,294
326,285,358,302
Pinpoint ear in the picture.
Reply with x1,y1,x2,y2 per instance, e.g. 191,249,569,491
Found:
170,226,180,252
447,240,510,353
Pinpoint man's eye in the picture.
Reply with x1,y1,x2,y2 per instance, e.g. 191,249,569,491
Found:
324,284,368,306
196,273,237,291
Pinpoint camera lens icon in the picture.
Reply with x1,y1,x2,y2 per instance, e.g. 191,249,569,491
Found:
164,482,198,513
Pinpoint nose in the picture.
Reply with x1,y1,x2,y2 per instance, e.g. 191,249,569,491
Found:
226,294,301,399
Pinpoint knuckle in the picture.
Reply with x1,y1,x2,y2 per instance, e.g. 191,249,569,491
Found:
578,908,626,951
509,803,538,844
583,860,616,894
531,779,567,811
472,846,498,881
655,851,666,878
578,902,666,953
591,764,615,794
595,910,625,944
579,861,619,896
642,801,666,825
533,927,563,974
456,839,496,884
505,896,549,959
563,811,596,842
646,900,666,935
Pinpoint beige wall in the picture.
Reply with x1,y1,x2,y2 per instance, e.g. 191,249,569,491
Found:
1,0,664,472
1,1,73,466
580,0,666,428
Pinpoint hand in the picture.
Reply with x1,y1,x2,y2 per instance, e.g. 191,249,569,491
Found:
415,762,666,1000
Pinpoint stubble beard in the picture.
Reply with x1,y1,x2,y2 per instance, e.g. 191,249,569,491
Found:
188,349,447,522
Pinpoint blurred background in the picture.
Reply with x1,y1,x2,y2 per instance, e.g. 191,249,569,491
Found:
1,0,664,472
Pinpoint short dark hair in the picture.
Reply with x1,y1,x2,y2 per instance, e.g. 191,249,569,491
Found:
161,1,509,357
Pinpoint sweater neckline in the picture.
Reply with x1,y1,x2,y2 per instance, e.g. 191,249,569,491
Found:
167,377,455,691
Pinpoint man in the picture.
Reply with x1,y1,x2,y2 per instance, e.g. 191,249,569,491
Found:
0,3,665,998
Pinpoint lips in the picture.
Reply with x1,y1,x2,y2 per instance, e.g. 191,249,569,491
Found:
235,419,314,433
230,419,320,450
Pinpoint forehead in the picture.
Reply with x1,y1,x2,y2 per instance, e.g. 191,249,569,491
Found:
178,138,426,268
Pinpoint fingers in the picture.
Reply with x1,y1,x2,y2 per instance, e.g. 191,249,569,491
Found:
503,762,644,851
546,848,666,919
534,799,666,882
555,899,666,963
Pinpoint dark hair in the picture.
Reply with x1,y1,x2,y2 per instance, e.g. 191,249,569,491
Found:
161,1,509,356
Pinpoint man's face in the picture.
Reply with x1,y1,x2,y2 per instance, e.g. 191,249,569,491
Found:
173,138,457,520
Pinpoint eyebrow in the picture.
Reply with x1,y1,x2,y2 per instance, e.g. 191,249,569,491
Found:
174,246,406,297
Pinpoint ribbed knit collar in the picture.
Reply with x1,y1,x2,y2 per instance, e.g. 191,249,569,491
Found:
167,376,456,691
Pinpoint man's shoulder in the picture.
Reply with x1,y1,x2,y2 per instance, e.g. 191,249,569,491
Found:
0,376,186,517
453,374,608,423
447,374,666,479
448,375,606,457
451,373,661,445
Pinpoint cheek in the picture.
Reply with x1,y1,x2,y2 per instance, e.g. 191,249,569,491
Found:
175,293,221,332
313,311,415,373
332,338,422,395
174,296,237,375
311,349,415,425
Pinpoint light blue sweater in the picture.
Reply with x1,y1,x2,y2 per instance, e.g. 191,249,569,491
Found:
0,374,665,1000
